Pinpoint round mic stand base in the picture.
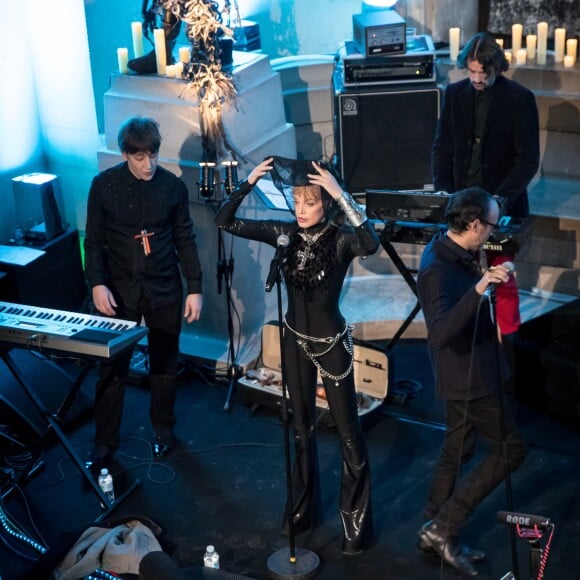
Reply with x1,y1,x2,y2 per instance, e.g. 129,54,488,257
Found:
267,547,320,580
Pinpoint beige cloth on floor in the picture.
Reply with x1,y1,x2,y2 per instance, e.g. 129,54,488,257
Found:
53,519,162,580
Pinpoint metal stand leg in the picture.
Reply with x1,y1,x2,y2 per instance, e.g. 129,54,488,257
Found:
379,227,421,352
0,349,140,516
218,228,243,412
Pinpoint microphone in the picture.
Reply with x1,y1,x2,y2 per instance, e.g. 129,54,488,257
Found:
483,260,516,298
497,510,551,529
265,234,290,292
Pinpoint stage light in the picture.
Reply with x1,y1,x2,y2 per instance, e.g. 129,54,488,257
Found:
197,162,217,199
222,160,239,196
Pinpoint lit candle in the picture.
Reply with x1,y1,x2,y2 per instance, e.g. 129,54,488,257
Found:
495,38,504,49
131,21,144,58
117,47,129,74
449,27,460,62
563,55,574,68
537,22,548,64
512,23,523,52
526,34,537,60
174,62,184,77
515,49,527,66
566,38,578,63
153,28,167,75
179,47,190,63
554,28,566,63
504,50,512,64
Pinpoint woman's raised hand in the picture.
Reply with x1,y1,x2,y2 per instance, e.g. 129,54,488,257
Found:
247,157,274,185
308,161,343,199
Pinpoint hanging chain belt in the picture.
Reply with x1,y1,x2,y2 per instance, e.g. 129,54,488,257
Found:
283,317,355,385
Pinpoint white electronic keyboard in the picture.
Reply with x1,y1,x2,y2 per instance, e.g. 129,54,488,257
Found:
0,301,147,359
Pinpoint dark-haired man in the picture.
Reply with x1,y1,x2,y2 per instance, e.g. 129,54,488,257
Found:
432,31,540,338
84,116,203,470
416,188,527,576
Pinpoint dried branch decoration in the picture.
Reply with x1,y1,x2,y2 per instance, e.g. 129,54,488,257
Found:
162,0,240,162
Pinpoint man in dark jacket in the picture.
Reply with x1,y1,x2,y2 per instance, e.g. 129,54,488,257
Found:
432,32,540,338
84,116,203,469
416,188,527,576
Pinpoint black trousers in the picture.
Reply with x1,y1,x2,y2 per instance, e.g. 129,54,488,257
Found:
426,392,527,535
283,332,373,551
93,297,182,450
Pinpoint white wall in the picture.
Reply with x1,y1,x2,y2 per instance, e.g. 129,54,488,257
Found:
0,0,100,243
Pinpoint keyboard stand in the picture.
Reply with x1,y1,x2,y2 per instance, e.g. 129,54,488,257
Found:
379,223,424,351
0,347,140,517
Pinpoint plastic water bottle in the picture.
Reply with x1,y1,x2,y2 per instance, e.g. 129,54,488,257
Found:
98,468,115,503
203,545,220,569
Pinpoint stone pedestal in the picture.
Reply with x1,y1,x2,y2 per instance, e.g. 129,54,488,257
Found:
98,52,297,367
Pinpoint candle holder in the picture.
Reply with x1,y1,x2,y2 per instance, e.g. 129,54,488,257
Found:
198,162,217,199
222,160,239,196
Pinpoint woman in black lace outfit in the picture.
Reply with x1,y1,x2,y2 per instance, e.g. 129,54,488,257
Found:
215,157,379,555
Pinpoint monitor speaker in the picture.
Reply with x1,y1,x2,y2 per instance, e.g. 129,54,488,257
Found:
333,80,440,195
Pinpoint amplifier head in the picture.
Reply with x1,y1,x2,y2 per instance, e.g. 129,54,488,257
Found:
353,11,406,57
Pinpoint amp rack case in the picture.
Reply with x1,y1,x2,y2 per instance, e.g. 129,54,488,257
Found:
238,322,391,427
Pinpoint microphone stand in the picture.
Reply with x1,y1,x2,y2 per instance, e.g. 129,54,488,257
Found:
218,225,241,412
266,256,319,580
489,287,520,579
199,163,242,411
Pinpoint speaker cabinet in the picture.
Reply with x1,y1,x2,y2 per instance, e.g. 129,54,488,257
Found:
333,76,440,195
0,229,87,312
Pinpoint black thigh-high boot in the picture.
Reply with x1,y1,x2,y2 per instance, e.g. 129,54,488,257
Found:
128,10,181,74
281,426,322,536
339,429,373,555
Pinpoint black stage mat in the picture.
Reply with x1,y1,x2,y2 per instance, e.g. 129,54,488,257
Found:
2,339,579,580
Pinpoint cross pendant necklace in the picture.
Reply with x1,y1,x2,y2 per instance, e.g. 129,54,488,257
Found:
296,225,328,271
134,229,155,256
296,246,314,270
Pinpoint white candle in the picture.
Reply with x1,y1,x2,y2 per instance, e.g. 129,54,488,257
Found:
174,62,184,77
554,28,566,63
526,34,537,60
154,28,167,75
131,22,144,58
566,38,578,63
495,38,504,49
179,47,190,63
504,50,512,64
537,22,548,65
512,24,523,53
563,55,574,68
165,64,176,77
515,49,527,66
117,47,129,74
449,27,460,62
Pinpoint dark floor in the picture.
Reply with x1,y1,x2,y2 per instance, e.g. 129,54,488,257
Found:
1,317,579,579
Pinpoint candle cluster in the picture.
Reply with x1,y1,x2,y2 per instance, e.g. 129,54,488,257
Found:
447,23,577,69
116,21,186,75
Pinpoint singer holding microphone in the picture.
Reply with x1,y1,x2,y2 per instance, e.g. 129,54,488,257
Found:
416,188,527,576
215,156,379,555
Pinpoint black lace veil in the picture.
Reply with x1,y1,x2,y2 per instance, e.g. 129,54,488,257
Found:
268,156,344,219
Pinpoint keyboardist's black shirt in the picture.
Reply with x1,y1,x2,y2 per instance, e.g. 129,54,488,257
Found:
84,162,202,310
